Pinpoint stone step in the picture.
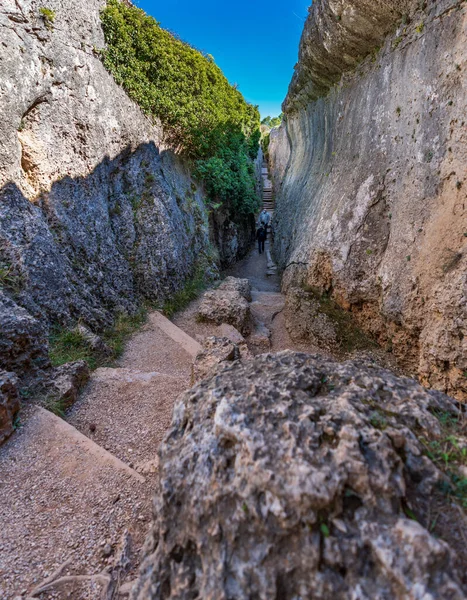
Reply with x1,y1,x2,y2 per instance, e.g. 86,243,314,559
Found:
149,311,202,358
68,367,188,466
68,310,199,467
0,405,151,596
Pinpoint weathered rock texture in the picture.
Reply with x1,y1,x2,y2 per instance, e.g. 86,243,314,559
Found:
0,0,252,383
134,352,466,599
197,277,252,335
0,371,20,444
270,0,467,400
192,336,240,382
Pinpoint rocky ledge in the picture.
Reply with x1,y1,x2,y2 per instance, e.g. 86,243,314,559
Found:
284,0,418,112
133,352,466,599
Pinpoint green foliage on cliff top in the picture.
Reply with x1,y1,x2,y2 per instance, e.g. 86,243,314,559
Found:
261,114,283,128
100,0,260,214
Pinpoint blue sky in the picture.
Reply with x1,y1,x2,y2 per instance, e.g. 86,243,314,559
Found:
136,0,309,118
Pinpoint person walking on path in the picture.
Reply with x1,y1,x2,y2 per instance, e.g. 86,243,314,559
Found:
258,209,270,228
256,225,267,254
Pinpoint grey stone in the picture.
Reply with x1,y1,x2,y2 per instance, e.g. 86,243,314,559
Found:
284,287,337,350
270,0,467,400
44,360,90,409
218,276,252,302
0,290,50,380
133,352,466,599
192,337,239,382
197,286,251,336
76,324,112,357
0,370,20,445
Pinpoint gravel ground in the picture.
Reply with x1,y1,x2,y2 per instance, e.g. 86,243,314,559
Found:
0,405,153,599
0,310,194,599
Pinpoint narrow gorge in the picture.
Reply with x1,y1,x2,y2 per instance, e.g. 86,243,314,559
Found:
0,1,466,599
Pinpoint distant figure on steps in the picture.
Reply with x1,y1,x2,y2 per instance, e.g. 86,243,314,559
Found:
258,209,271,228
256,225,267,255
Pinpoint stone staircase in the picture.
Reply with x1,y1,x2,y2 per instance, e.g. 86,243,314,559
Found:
261,161,274,219
261,161,278,277
0,311,201,599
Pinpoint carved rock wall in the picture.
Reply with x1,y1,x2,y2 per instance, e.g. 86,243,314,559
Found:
270,0,467,399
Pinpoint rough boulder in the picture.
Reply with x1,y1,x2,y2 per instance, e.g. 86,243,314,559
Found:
0,370,20,445
197,277,252,335
133,352,466,599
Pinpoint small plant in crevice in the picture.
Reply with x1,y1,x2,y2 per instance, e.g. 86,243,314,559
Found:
49,311,147,370
419,409,467,509
39,7,56,30
0,261,24,294
43,394,68,418
423,149,434,163
162,267,209,318
415,22,425,34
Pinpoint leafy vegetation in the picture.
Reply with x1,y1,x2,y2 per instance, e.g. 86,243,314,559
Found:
49,310,147,370
0,261,23,294
100,0,260,215
419,410,467,509
261,114,283,129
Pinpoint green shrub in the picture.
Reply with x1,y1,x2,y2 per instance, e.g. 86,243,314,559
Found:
39,7,55,30
100,0,260,215
162,268,209,318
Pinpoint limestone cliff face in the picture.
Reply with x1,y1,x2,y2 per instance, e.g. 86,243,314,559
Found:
0,0,251,381
270,0,467,400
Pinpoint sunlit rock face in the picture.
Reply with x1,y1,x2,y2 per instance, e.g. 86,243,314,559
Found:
0,0,252,382
133,352,466,599
270,0,467,400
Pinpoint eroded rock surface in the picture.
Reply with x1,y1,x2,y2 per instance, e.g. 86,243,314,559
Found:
270,0,467,399
134,352,466,599
0,290,50,381
218,276,252,302
0,371,20,444
197,278,252,335
192,336,240,382
43,360,90,409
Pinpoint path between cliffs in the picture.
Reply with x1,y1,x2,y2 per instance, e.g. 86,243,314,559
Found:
0,232,317,599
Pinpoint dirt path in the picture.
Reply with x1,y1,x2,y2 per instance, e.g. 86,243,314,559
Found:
0,312,199,600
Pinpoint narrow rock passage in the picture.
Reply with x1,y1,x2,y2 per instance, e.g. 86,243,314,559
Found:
0,193,312,599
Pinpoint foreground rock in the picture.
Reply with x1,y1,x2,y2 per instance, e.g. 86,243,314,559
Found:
0,371,20,444
197,277,252,335
134,352,466,599
43,360,90,409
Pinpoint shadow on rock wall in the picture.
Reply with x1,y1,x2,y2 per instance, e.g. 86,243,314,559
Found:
0,141,219,382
